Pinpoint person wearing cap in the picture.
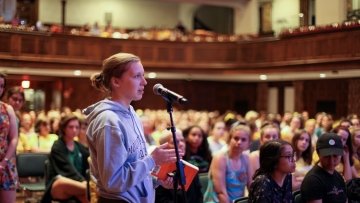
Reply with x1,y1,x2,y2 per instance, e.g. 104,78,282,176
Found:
300,133,347,203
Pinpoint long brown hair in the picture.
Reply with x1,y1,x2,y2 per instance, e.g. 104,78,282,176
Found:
292,129,312,165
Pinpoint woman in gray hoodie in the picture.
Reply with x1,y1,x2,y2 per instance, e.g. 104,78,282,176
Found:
83,53,180,203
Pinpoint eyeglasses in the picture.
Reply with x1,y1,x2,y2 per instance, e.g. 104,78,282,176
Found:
280,153,296,162
10,96,24,103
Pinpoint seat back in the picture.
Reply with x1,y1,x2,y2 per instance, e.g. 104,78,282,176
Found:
16,153,49,178
233,196,249,203
198,172,209,195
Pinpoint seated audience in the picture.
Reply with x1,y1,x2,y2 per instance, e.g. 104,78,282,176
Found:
332,126,359,180
291,129,313,191
207,120,227,155
6,86,25,126
281,115,303,143
315,114,333,138
155,128,203,203
248,123,280,180
301,133,347,203
17,112,37,152
41,115,89,202
350,127,360,174
183,125,212,173
29,118,58,153
204,124,251,203
75,116,88,148
249,140,295,203
304,118,317,147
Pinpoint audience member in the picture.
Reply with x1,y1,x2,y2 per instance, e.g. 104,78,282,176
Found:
301,133,347,202
315,114,333,138
183,125,212,173
17,112,37,152
155,128,203,203
207,120,227,155
6,86,25,126
249,140,295,203
140,115,156,148
350,127,360,174
0,73,19,203
281,115,303,143
291,129,313,191
248,123,280,181
29,118,58,153
304,118,317,147
41,115,89,202
204,124,251,203
332,126,359,180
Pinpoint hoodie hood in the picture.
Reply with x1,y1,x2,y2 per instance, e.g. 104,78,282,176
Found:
83,98,132,122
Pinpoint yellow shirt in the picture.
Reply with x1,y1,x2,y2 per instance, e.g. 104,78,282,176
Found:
16,132,37,153
28,133,58,152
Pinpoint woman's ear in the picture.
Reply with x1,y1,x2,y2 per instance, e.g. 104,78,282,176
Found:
111,77,121,88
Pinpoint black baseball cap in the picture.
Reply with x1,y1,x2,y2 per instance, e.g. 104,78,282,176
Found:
316,133,343,157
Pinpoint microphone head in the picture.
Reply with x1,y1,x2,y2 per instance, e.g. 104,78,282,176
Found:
153,83,163,95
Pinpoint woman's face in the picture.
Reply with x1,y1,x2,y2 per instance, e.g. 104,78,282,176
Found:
64,119,80,139
212,121,225,138
8,92,24,111
21,113,33,130
186,127,203,150
229,129,250,153
337,129,349,146
39,122,50,135
296,132,310,153
261,127,279,145
290,117,301,129
277,144,296,174
113,61,147,105
353,131,360,148
168,132,186,156
319,154,341,172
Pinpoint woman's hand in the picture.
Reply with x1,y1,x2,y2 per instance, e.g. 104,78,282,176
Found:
158,176,175,189
151,143,184,166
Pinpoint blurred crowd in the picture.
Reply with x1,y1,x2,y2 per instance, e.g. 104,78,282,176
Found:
3,84,360,202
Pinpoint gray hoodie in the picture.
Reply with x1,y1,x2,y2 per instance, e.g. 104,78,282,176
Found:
83,99,156,203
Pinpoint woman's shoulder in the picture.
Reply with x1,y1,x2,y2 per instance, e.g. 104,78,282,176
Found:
252,174,272,187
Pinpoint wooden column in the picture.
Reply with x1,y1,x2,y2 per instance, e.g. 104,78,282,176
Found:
300,0,310,26
61,0,66,33
348,79,360,116
256,82,268,112
293,81,304,112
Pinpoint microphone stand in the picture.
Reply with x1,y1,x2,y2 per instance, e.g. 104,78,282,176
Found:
165,100,187,203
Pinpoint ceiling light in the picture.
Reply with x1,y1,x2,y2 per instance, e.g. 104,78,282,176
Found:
259,74,268,80
148,72,157,79
21,80,30,88
319,73,326,78
73,70,82,76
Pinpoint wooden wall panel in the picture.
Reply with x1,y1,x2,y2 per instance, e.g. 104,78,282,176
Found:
0,33,11,53
62,77,105,110
348,79,360,116
302,79,348,118
133,79,257,115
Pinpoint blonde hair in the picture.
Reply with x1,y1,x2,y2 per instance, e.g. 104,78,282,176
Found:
228,124,251,143
90,53,140,92
159,128,183,145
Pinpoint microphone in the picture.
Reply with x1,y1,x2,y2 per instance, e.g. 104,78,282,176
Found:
153,84,188,104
